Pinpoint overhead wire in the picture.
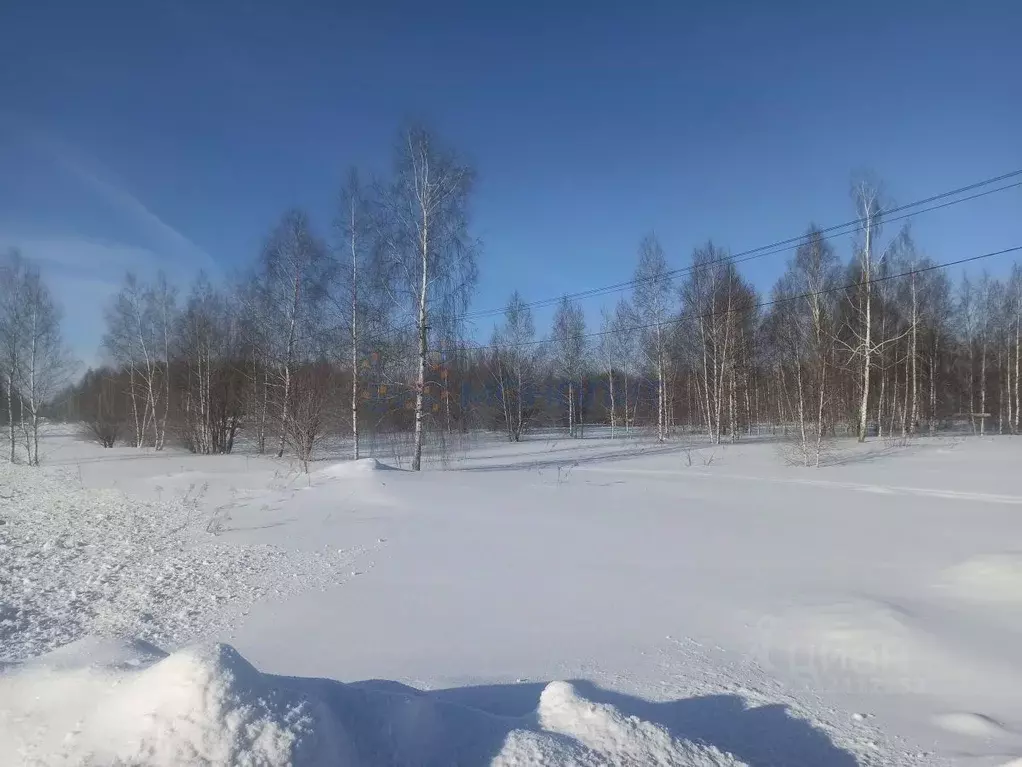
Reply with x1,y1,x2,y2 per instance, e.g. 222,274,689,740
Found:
456,169,1022,323
435,245,1022,356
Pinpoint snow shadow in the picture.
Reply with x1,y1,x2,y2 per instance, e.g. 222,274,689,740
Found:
453,442,696,473
429,680,861,767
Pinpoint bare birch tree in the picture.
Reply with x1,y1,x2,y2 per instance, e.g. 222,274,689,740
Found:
632,235,675,442
103,273,174,448
846,177,909,442
251,210,331,458
551,296,587,437
15,265,71,464
765,226,839,464
491,291,536,441
377,125,478,470
0,250,25,461
333,168,375,460
596,306,619,436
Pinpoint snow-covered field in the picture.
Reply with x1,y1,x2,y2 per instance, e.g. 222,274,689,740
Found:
3,426,1022,765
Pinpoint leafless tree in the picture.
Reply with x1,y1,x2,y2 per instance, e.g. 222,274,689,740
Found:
679,243,757,443
249,210,331,458
13,265,71,464
764,226,840,465
611,299,640,432
376,125,478,470
0,250,25,461
596,307,619,436
332,168,377,460
103,273,174,449
921,268,953,435
551,296,587,437
1011,264,1022,434
490,291,536,441
176,275,245,454
845,177,909,442
284,363,332,472
956,273,980,432
632,235,675,441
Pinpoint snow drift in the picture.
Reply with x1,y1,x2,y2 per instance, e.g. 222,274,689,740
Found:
0,637,746,766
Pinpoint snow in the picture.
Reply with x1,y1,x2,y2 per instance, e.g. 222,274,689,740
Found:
0,638,745,766
6,426,1022,764
941,553,1022,603
0,459,362,661
316,457,391,478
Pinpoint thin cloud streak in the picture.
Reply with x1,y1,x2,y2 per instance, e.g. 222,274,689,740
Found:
7,115,219,276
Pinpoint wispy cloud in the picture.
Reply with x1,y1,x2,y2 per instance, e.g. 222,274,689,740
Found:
0,112,218,276
27,128,218,275
0,114,222,369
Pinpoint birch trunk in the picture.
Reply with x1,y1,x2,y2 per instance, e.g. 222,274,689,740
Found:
910,272,919,434
351,217,360,460
411,239,428,470
608,366,616,438
567,381,575,437
1009,306,1017,437
857,213,873,442
277,271,301,459
980,336,987,436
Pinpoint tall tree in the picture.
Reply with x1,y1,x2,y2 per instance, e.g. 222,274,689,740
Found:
765,226,839,464
333,168,375,460
551,296,587,437
15,265,72,464
104,274,156,448
846,177,908,441
378,126,478,470
0,250,25,461
491,291,536,441
176,275,244,454
632,235,675,442
251,210,331,458
679,243,756,443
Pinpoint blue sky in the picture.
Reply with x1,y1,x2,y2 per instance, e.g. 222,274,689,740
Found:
2,0,1021,364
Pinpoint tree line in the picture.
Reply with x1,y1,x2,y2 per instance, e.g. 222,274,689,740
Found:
6,134,1021,469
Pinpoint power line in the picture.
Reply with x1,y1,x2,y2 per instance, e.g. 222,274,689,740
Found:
459,169,1022,323
437,244,1022,356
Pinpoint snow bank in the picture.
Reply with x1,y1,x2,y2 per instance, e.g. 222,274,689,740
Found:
316,457,391,478
0,638,747,767
0,463,357,661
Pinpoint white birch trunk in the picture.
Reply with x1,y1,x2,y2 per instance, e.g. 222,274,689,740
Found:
412,236,428,470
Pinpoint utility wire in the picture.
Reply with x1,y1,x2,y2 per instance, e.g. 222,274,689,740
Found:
458,169,1022,323
436,245,1022,356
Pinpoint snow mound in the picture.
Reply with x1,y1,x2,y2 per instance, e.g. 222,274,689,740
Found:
523,680,745,766
0,638,748,767
316,457,391,478
941,553,1022,603
1,640,309,766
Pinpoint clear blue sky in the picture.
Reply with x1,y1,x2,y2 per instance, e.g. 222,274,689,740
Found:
2,0,1021,364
